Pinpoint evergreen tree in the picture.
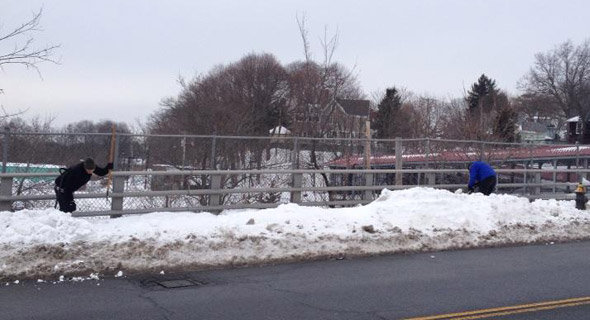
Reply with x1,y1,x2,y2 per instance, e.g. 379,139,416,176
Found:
494,106,519,142
467,74,498,112
373,87,402,139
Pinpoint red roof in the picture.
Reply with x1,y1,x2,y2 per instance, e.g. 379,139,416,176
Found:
328,145,590,167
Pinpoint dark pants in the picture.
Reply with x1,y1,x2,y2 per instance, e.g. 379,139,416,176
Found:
55,186,76,213
478,175,497,196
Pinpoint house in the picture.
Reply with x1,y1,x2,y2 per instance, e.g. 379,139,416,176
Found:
567,116,590,144
268,126,291,137
269,126,291,144
290,98,371,138
519,121,556,144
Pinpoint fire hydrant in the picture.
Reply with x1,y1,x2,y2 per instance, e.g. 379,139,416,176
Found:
575,183,587,210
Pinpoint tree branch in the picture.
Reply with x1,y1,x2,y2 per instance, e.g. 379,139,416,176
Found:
0,8,61,72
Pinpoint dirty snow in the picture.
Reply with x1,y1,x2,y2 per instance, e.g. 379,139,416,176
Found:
2,187,590,282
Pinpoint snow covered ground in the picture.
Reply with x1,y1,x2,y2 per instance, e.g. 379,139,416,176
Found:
2,187,590,283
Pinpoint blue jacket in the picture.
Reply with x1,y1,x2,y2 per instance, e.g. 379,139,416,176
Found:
468,161,496,188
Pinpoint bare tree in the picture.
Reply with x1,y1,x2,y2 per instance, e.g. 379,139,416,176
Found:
513,93,561,121
0,116,57,207
148,53,291,204
0,8,60,121
438,97,471,140
0,8,60,74
512,93,564,138
288,15,366,202
289,14,364,140
151,53,288,172
519,40,590,122
404,96,449,138
0,106,28,120
54,120,130,168
155,53,287,137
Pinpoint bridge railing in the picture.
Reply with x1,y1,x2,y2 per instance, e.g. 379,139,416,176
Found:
0,168,587,217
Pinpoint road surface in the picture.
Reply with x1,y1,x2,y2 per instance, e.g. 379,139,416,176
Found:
2,241,590,319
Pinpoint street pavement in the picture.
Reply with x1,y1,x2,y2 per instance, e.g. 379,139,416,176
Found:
2,241,590,319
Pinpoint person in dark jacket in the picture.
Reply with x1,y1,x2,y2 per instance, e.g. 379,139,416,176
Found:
467,161,497,196
54,158,113,213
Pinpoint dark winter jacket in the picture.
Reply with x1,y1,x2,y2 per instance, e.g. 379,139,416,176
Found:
468,161,496,188
54,162,110,193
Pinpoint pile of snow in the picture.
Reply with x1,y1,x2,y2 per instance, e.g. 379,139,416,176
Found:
2,187,590,281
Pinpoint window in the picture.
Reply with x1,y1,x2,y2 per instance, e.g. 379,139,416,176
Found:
576,121,583,134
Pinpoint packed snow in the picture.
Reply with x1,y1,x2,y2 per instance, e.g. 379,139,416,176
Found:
2,187,590,282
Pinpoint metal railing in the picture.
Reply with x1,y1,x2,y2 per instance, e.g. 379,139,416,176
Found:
1,129,584,175
1,130,589,216
0,167,586,217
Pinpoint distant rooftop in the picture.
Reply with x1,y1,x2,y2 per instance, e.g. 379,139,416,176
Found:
335,99,370,117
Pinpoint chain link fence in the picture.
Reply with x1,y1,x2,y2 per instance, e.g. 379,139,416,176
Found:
0,128,586,212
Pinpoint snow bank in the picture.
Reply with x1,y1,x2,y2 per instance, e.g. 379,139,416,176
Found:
1,187,590,280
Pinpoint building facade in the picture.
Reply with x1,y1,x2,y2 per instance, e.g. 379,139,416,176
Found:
290,99,370,138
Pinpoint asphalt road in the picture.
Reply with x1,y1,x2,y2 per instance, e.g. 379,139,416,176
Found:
3,241,590,319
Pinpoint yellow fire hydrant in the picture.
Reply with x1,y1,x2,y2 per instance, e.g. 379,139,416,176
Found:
575,183,587,210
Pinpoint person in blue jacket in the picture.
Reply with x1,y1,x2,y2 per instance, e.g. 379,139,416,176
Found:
467,161,497,195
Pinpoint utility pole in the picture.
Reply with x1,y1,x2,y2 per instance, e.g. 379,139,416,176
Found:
364,104,372,170
364,119,371,169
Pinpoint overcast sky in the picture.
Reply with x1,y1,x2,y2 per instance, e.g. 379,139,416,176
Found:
1,0,589,127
